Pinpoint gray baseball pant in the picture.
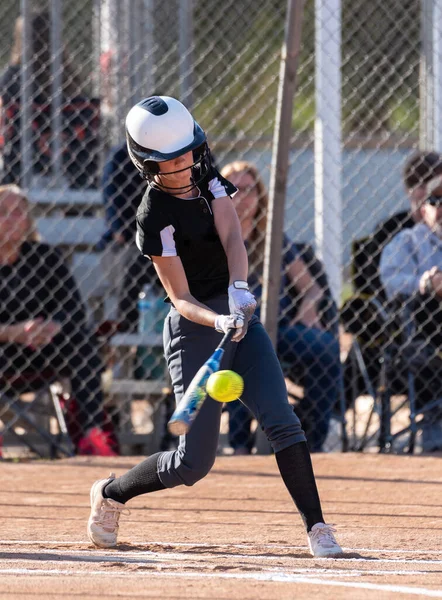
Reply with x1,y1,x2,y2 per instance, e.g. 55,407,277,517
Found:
157,294,306,488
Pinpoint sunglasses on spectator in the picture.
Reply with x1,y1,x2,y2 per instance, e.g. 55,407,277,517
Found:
425,195,442,206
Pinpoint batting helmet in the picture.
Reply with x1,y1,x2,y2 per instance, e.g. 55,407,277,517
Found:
125,96,211,190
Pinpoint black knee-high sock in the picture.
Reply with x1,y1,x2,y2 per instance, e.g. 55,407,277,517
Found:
103,452,166,504
275,441,324,531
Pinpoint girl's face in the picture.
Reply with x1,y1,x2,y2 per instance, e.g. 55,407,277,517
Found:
157,151,195,191
228,171,259,224
0,192,29,243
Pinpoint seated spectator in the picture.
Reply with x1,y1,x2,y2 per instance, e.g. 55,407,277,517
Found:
380,174,442,450
221,161,341,453
0,11,99,188
0,184,116,456
353,151,442,300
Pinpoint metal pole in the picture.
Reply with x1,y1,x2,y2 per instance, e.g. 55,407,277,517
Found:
257,0,304,455
261,0,305,346
20,0,32,189
420,0,434,149
123,0,132,114
129,0,140,108
51,0,64,188
143,0,155,96
92,0,102,99
314,0,342,305
179,0,194,109
433,0,442,151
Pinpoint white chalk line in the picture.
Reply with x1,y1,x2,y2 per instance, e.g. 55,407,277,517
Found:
3,545,442,567
2,540,442,567
1,567,442,597
2,539,442,556
0,556,437,578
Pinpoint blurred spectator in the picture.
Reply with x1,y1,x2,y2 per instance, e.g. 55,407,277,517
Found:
0,11,99,188
0,184,116,456
95,141,160,329
353,151,442,300
342,151,442,414
380,174,442,450
221,161,341,453
96,142,146,252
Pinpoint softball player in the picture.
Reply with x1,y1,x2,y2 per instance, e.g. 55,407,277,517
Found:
87,96,343,557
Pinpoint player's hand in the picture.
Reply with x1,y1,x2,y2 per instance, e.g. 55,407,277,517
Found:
228,282,257,321
8,318,62,348
214,313,246,342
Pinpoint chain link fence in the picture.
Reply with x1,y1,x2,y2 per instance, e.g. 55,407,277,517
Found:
0,0,440,458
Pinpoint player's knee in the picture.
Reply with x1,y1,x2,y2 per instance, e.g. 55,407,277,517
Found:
262,408,306,447
180,459,215,487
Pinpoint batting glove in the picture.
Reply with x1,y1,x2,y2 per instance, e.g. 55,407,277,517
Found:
228,281,257,321
214,313,246,342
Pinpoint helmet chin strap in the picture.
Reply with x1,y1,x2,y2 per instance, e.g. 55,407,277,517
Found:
147,150,210,193
152,175,199,194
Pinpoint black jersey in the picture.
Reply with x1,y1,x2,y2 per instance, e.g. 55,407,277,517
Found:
136,167,237,302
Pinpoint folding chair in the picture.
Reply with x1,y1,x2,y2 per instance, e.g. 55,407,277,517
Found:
341,294,442,453
0,368,75,458
384,297,442,453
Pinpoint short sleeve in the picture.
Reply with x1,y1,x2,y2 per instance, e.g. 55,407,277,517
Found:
208,169,238,198
136,201,177,258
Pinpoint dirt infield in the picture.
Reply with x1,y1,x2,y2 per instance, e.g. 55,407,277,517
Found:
2,453,442,599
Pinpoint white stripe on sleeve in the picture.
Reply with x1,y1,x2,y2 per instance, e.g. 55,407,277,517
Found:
159,225,177,256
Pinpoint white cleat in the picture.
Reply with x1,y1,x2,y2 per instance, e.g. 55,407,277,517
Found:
308,523,343,557
87,472,129,548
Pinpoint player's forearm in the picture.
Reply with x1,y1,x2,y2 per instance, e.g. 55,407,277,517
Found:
223,231,249,284
173,294,217,328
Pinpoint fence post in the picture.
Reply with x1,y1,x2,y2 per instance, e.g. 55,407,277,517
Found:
259,0,305,455
51,0,64,188
433,0,442,151
314,0,342,306
179,0,194,110
420,0,434,149
20,0,32,189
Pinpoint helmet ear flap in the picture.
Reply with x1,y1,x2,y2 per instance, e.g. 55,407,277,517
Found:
193,142,211,178
192,142,205,161
143,159,160,176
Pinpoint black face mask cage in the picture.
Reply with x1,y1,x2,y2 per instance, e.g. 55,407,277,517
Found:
142,142,211,193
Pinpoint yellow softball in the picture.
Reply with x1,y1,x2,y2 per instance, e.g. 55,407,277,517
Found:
207,370,244,403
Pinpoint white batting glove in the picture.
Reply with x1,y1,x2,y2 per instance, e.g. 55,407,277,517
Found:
228,281,257,321
214,313,246,342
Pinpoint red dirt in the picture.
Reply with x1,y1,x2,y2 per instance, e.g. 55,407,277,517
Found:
1,453,442,599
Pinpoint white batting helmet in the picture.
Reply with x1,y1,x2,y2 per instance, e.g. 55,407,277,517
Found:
125,96,210,188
